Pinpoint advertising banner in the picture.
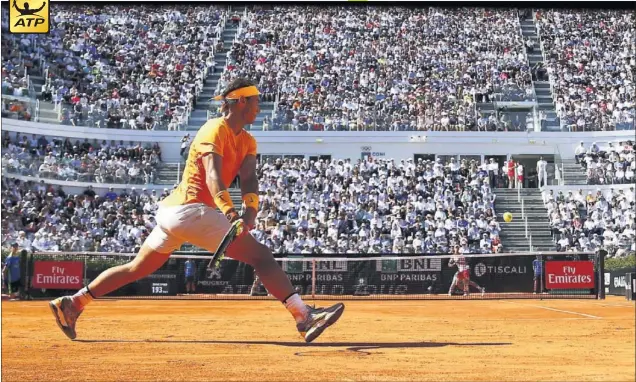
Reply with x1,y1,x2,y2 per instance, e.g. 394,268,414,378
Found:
32,261,83,289
545,261,594,289
137,272,178,296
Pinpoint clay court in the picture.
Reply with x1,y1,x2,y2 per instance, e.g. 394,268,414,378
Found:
2,297,634,381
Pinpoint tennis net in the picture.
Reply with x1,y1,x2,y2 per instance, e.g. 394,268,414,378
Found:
24,251,603,300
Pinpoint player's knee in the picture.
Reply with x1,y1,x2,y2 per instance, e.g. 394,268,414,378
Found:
126,249,168,279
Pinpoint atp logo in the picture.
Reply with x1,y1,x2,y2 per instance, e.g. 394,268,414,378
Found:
9,0,50,34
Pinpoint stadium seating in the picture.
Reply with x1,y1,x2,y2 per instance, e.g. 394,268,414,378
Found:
542,186,635,257
228,7,531,131
1,132,162,184
3,5,226,129
574,140,635,185
2,6,633,132
537,9,635,132
2,157,505,254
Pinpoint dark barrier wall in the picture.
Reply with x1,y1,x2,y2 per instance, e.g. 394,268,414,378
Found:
25,253,599,299
604,268,636,296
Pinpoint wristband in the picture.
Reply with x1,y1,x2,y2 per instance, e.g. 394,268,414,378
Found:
242,192,259,211
214,190,234,215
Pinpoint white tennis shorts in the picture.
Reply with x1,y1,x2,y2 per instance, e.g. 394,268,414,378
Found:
145,203,231,254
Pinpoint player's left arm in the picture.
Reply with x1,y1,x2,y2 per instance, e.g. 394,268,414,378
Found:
238,137,259,230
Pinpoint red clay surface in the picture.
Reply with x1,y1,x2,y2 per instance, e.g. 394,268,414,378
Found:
2,297,634,381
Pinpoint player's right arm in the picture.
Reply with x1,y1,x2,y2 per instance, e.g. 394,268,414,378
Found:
202,153,239,221
197,124,238,221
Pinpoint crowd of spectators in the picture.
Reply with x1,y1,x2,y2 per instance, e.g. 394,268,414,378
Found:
1,132,162,184
1,31,36,99
30,4,226,130
542,186,635,257
4,6,635,134
1,178,171,253
1,98,33,121
574,140,635,185
251,156,502,254
538,10,635,132
1,156,504,255
224,7,532,131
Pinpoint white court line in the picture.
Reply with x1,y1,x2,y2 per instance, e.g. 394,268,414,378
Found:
501,300,601,319
588,301,635,308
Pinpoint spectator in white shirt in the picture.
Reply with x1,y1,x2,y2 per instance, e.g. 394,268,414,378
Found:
536,156,548,188
574,142,586,164
516,163,524,189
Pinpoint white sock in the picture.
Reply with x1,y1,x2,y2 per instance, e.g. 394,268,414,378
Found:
71,287,94,310
284,294,308,323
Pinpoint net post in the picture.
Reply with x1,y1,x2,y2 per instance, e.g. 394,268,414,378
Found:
83,254,88,290
597,249,606,300
311,259,316,300
22,250,30,300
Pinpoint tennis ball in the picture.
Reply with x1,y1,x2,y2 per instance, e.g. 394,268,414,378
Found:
503,212,513,223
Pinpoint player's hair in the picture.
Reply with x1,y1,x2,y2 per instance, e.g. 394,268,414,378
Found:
219,78,256,114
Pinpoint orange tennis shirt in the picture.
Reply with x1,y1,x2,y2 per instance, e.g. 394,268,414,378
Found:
161,117,257,208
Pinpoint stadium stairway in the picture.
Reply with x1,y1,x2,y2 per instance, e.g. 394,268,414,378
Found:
521,15,560,132
27,74,62,125
187,7,274,132
495,188,555,252
155,163,181,186
187,16,240,130
560,158,588,185
34,99,59,125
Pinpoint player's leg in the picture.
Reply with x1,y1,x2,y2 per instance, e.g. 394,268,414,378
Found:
448,272,458,296
49,213,183,340
49,242,173,339
10,281,20,300
468,279,485,295
461,273,470,295
226,233,344,342
190,206,344,342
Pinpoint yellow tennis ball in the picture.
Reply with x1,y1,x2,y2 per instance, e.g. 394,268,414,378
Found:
503,212,513,222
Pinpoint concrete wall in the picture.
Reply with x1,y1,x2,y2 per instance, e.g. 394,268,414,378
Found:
3,118,634,163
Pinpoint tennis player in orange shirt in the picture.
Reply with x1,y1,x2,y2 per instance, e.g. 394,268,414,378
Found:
49,78,345,343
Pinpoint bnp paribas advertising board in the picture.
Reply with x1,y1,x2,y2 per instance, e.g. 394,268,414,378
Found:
190,255,536,296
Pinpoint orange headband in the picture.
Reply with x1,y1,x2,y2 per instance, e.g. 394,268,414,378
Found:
213,86,260,101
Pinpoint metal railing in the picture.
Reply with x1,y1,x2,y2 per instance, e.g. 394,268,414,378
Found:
518,186,533,251
554,145,564,186
534,11,561,131
35,99,40,122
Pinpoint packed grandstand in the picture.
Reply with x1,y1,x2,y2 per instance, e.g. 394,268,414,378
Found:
1,5,634,260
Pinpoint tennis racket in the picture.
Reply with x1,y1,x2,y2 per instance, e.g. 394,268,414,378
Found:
206,219,245,271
